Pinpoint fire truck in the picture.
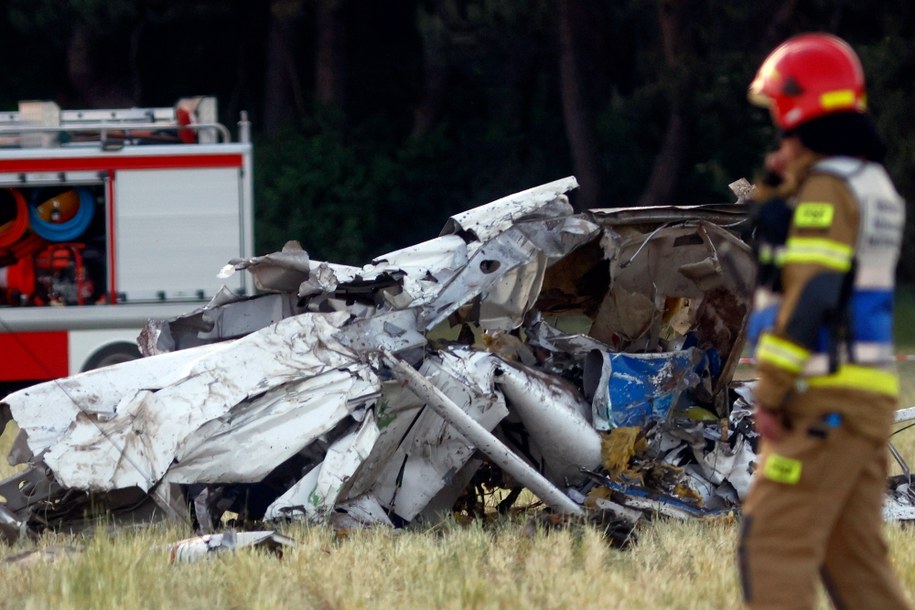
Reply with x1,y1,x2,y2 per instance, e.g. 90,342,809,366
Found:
0,97,254,389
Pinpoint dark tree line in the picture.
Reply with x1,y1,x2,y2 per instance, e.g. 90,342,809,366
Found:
2,0,915,278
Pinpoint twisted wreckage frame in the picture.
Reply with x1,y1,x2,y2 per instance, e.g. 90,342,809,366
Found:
1,177,913,543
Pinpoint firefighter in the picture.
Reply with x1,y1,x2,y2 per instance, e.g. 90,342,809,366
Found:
737,33,912,609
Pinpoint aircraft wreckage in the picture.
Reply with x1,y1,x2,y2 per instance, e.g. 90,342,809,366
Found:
1,176,913,544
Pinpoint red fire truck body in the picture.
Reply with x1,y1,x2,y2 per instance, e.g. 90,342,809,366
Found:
0,98,254,385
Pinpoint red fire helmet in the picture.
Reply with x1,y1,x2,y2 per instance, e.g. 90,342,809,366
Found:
749,33,866,131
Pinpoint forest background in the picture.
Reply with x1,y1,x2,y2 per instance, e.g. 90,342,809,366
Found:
3,0,914,278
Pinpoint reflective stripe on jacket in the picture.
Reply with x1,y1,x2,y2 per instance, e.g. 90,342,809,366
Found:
753,156,904,407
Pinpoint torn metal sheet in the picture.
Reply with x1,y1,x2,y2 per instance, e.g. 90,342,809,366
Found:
419,226,545,331
220,240,312,292
360,349,510,521
142,292,304,354
477,253,548,332
593,221,753,388
884,476,915,521
334,309,427,356
440,176,578,245
362,235,470,309
4,342,226,460
524,312,610,356
163,366,379,484
3,175,913,544
15,311,361,491
331,495,396,530
585,203,751,228
262,463,323,522
264,348,509,524
513,215,602,262
301,422,377,519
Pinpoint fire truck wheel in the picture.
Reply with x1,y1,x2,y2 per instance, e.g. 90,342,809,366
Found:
82,342,141,371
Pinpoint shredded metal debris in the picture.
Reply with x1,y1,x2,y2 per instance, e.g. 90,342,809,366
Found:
1,176,912,545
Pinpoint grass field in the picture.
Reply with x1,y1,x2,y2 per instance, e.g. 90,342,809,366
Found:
0,505,912,609
1,298,915,609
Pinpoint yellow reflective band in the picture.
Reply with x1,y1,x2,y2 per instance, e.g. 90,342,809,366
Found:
806,364,900,397
763,453,802,485
794,202,834,228
782,237,853,271
756,333,811,374
820,89,856,110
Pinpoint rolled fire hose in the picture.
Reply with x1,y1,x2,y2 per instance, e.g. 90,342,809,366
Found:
28,188,95,242
0,188,28,248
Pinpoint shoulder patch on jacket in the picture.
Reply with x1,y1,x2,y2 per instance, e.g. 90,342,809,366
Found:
794,202,834,228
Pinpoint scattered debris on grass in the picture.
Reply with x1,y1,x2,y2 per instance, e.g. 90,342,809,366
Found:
168,530,294,563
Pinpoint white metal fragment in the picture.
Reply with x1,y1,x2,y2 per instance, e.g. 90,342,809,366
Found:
3,342,226,460
38,311,359,491
167,530,294,563
883,482,915,521
164,366,378,483
440,176,578,245
222,239,312,292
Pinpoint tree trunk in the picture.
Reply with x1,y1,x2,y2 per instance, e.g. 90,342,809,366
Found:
410,1,450,140
637,0,691,206
67,21,138,108
315,0,347,111
763,0,801,49
637,107,686,205
263,0,306,134
558,0,605,211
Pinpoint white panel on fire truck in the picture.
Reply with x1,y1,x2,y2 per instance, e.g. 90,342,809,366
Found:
68,329,142,375
114,168,244,301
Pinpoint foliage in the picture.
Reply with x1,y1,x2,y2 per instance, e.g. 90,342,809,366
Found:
255,120,380,263
0,1,914,275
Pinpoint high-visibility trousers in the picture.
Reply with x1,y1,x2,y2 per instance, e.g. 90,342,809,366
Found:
738,412,912,610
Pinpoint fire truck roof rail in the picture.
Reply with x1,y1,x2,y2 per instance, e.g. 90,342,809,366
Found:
0,96,232,148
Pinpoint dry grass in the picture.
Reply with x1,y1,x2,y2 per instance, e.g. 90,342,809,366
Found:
0,364,913,609
0,514,911,609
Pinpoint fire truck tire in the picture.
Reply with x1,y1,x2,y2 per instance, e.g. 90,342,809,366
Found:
82,342,140,371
